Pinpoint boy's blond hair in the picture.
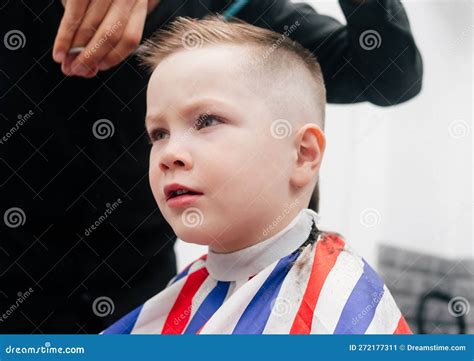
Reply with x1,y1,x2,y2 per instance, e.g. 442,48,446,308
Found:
138,16,326,128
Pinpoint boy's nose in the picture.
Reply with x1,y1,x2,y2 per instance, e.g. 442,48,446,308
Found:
160,158,186,172
159,147,192,172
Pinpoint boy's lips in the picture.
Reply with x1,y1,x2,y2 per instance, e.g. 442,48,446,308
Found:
163,183,203,201
166,193,203,208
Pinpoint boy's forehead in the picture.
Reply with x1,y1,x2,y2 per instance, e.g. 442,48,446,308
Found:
145,46,258,124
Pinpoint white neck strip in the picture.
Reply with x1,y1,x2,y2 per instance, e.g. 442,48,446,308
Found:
206,208,320,281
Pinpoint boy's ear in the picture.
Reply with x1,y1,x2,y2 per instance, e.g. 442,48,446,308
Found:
290,124,326,189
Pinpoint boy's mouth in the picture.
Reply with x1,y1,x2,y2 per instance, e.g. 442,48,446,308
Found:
164,183,203,201
166,192,203,208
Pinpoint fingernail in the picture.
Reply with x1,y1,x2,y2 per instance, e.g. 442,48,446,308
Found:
54,50,65,63
72,64,89,76
98,62,109,71
61,62,71,76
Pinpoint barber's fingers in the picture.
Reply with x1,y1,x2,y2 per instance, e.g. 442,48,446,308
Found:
69,0,136,76
62,52,98,78
97,0,147,71
53,0,90,63
69,0,112,52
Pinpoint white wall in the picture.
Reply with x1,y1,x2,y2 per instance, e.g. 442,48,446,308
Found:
175,0,473,270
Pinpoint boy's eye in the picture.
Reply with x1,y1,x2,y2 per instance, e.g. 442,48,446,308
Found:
147,114,222,144
194,114,222,130
147,129,169,144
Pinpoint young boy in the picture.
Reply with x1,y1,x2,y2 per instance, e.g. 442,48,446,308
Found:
102,16,412,335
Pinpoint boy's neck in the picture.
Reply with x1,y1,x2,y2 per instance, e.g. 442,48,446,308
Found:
209,207,305,254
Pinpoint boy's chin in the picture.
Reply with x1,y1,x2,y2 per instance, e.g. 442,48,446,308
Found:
175,227,218,247
176,226,240,253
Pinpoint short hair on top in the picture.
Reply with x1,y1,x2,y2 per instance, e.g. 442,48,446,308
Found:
138,16,326,129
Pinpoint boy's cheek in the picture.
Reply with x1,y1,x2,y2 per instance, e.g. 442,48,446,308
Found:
148,169,162,203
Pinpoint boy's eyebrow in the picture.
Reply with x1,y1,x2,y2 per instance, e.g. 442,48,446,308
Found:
145,98,237,128
145,112,166,128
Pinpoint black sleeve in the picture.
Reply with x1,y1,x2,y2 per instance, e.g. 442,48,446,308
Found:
241,0,423,106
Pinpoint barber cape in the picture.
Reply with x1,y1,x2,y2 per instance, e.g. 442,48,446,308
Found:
102,209,412,334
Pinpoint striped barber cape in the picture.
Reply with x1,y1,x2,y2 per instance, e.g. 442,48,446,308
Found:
102,209,412,334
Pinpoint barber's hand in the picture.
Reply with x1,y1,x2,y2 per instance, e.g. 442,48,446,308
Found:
53,0,159,77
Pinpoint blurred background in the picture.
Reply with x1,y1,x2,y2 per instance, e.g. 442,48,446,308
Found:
175,0,474,334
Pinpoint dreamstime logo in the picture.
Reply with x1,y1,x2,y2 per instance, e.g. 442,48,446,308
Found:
235,20,300,77
262,198,301,237
0,110,34,145
351,290,384,326
359,208,381,228
84,198,123,237
172,286,211,327
174,111,212,144
448,120,470,139
181,207,204,228
182,30,204,50
4,341,85,355
92,296,115,317
262,20,301,59
270,297,291,317
84,21,122,58
0,287,34,322
92,119,115,139
359,30,382,51
4,30,26,50
448,296,470,317
3,207,26,228
270,119,293,139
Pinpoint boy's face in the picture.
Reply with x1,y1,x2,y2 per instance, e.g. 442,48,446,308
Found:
146,46,306,252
